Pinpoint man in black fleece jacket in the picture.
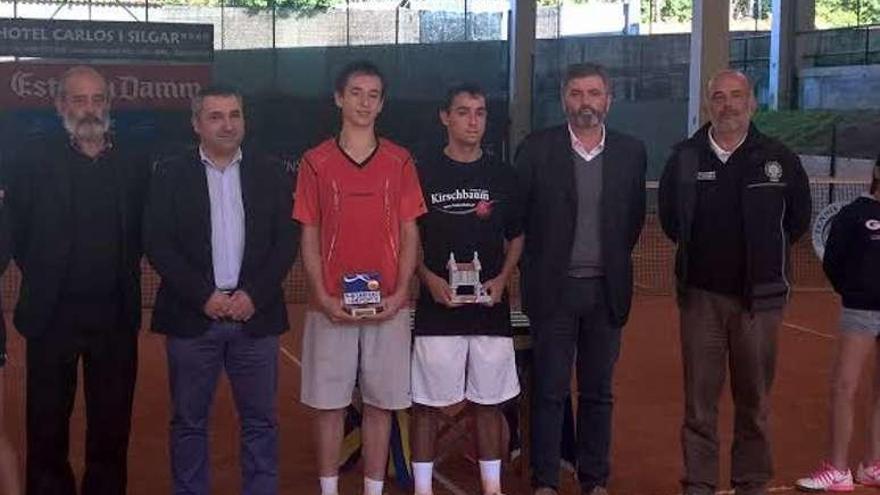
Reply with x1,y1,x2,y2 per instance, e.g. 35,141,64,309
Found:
659,69,811,495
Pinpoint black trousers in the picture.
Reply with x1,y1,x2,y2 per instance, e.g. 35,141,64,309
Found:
25,299,138,495
530,277,622,492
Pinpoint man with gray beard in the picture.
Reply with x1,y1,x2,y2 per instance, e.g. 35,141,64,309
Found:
515,62,646,495
6,65,149,495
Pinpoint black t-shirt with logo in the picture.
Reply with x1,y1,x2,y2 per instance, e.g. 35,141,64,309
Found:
414,151,522,337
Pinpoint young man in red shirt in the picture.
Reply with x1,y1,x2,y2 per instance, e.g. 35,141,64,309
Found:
293,61,426,495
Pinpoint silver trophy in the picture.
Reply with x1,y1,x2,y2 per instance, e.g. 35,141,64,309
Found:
447,252,492,304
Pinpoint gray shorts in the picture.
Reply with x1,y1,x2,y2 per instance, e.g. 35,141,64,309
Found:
300,309,411,411
840,307,880,337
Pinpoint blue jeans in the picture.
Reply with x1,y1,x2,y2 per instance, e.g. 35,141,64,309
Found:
530,277,622,492
166,322,279,495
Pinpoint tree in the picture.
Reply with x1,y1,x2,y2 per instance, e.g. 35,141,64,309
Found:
816,0,880,27
230,0,334,13
660,0,690,22
732,0,770,20
640,0,690,23
643,0,769,23
160,0,335,15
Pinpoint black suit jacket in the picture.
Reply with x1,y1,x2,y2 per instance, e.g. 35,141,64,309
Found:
145,148,299,338
515,125,647,327
6,140,149,338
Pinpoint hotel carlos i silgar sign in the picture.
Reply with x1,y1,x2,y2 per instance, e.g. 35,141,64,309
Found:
0,18,213,62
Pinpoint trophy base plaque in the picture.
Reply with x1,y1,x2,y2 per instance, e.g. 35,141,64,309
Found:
451,294,492,305
346,305,384,317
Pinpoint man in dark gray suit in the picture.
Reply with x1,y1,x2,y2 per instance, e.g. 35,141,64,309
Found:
516,62,647,495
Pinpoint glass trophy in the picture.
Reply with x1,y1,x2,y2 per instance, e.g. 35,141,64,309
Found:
447,252,491,304
342,272,383,317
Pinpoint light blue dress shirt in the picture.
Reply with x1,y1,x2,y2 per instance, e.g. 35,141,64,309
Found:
200,147,245,292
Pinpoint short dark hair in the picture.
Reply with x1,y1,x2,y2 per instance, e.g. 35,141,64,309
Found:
334,60,386,97
191,85,243,118
561,62,611,93
441,83,486,112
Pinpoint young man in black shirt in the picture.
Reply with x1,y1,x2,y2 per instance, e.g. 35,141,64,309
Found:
411,84,524,495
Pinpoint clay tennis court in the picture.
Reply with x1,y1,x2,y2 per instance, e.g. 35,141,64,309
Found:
2,182,878,495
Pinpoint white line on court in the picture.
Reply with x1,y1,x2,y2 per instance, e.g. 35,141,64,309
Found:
280,345,302,367
714,486,794,494
783,321,835,340
667,485,794,495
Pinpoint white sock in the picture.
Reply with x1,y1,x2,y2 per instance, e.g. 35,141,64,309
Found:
479,459,502,494
319,475,339,495
363,476,384,495
411,461,434,495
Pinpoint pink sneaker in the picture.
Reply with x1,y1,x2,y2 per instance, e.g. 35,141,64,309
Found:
857,460,880,487
796,461,854,492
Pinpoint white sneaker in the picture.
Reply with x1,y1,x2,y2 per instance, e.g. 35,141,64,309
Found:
796,461,854,492
857,460,880,486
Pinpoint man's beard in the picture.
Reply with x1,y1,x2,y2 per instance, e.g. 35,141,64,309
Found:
62,112,111,142
567,105,604,129
712,107,750,133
